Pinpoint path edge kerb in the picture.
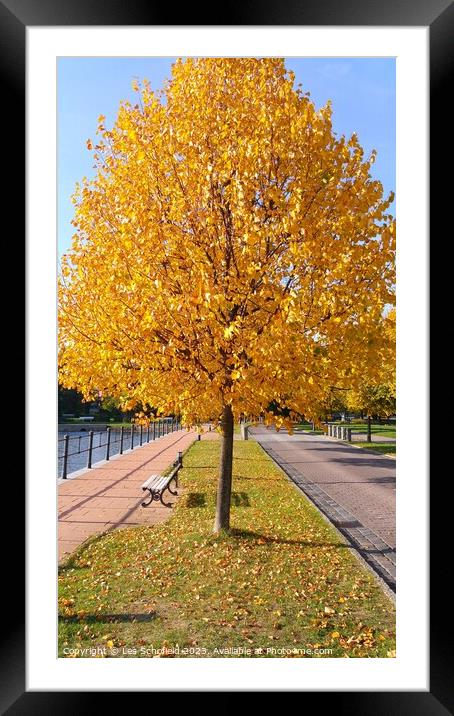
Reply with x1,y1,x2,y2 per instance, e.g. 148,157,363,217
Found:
250,431,396,602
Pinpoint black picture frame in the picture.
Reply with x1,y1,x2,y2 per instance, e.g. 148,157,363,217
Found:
5,0,447,710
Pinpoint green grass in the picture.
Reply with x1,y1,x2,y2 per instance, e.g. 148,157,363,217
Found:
348,442,396,456
292,423,396,439
58,440,396,658
334,424,396,439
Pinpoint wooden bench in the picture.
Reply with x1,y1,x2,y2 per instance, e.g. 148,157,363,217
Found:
141,453,182,508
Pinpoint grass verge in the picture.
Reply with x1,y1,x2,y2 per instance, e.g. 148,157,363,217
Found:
58,440,396,658
336,424,396,439
348,442,396,456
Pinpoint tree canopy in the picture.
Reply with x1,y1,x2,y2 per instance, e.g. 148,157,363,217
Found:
59,57,395,432
346,308,396,419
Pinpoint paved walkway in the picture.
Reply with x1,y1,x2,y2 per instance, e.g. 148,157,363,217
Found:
58,428,217,562
250,426,396,591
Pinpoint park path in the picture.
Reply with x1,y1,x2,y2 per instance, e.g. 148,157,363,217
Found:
58,427,217,562
250,426,396,591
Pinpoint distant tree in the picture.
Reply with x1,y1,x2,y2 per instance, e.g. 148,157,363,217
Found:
58,385,90,418
99,395,123,421
346,309,396,439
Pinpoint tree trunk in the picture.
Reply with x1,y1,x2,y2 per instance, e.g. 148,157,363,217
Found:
214,404,234,533
367,414,372,442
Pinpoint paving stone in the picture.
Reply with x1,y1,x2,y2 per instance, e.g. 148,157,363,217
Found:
251,427,396,592
58,428,217,562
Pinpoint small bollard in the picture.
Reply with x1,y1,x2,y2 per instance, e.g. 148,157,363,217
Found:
87,430,94,468
62,434,69,479
106,427,111,461
241,424,249,440
346,428,352,441
197,433,201,441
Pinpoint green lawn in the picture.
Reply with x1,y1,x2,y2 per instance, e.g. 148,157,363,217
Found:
58,440,396,658
293,423,396,440
348,442,396,456
334,424,396,439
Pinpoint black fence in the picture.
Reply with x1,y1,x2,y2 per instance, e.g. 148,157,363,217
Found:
58,419,181,480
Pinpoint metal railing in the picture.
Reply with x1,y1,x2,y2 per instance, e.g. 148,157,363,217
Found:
58,419,181,480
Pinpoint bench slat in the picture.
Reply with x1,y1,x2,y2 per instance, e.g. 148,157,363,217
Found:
141,455,181,508
141,474,160,489
142,473,175,491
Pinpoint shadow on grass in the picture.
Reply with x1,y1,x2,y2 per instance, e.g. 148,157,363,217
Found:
232,474,282,483
59,612,157,624
227,528,349,550
186,492,207,507
231,492,250,506
188,492,251,507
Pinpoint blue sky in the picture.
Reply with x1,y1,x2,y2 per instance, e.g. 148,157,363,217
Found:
58,57,395,258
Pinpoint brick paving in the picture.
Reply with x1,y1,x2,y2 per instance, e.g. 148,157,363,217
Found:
58,427,218,562
250,426,396,592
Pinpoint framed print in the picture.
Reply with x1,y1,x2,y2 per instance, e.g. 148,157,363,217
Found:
3,0,449,709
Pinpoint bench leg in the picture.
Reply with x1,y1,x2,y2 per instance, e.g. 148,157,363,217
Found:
141,488,154,507
159,488,173,508
168,476,178,496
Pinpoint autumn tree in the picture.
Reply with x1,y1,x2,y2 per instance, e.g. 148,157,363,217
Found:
346,308,396,440
59,58,395,532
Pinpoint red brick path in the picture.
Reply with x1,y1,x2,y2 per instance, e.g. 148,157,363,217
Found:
58,428,217,561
